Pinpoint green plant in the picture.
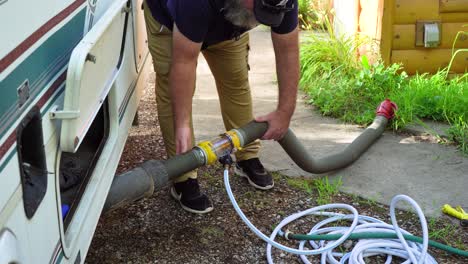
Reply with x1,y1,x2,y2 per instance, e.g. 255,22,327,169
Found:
344,57,406,123
428,217,459,246
448,117,468,154
298,0,314,30
313,176,342,205
285,176,343,204
300,27,363,85
270,171,282,182
298,0,331,30
447,25,468,75
299,22,468,153
286,177,314,194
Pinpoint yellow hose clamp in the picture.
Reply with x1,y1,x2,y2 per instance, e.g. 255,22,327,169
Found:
197,141,217,165
225,130,242,151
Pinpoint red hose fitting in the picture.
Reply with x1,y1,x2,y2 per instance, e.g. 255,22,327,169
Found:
376,99,398,120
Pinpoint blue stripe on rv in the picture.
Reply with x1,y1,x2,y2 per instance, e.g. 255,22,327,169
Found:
0,9,86,139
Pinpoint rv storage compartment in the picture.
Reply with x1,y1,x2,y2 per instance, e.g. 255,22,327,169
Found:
60,101,109,229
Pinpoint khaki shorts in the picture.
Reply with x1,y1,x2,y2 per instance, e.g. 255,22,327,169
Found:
144,2,260,182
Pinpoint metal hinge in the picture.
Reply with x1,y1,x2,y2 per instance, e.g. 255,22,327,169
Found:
49,105,80,120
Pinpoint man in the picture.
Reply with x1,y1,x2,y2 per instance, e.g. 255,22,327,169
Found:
144,0,299,214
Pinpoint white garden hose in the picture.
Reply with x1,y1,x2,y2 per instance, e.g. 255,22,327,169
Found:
223,168,438,264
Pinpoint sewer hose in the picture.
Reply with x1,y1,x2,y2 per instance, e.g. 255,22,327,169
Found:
104,99,397,212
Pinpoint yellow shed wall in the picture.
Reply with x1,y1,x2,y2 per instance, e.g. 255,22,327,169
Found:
358,0,468,74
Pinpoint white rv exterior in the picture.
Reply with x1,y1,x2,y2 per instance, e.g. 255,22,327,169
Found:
0,0,150,263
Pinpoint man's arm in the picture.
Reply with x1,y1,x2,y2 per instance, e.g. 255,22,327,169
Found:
170,24,202,154
256,27,299,140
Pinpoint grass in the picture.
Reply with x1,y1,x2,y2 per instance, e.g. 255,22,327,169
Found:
299,23,468,154
314,176,342,205
199,226,225,245
271,171,282,182
286,176,342,205
428,217,467,250
286,177,314,193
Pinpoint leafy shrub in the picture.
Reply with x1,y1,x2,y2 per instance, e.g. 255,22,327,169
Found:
298,0,331,30
300,28,468,153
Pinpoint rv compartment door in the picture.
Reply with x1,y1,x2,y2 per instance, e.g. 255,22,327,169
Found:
59,0,128,152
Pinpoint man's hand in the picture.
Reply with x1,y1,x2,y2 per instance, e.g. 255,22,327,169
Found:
255,109,292,140
259,27,299,141
175,126,193,154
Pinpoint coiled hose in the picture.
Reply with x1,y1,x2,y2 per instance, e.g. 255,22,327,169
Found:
223,167,468,263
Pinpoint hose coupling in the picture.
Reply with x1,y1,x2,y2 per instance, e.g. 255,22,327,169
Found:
195,130,243,165
376,99,398,120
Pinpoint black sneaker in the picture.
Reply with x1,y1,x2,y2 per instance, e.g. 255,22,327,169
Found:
170,178,213,214
235,158,274,190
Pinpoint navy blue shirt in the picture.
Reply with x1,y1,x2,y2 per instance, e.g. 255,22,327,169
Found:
146,0,298,48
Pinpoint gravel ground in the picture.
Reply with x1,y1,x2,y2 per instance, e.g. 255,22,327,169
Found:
86,74,468,263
